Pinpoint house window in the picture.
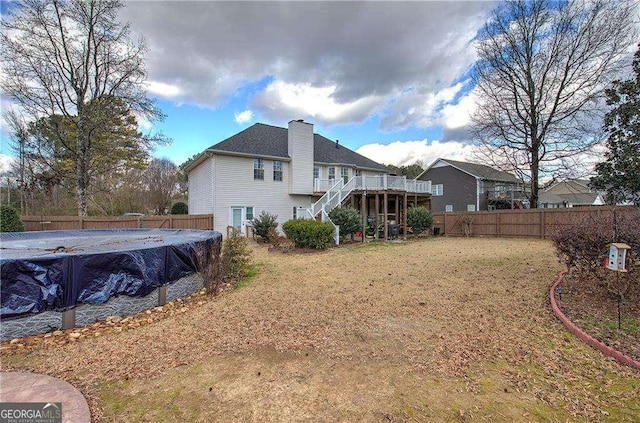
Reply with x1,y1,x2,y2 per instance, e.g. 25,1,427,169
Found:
445,205,453,212
313,167,320,180
273,161,283,181
246,207,254,221
328,166,335,180
293,206,297,219
355,169,362,177
253,158,264,180
467,205,476,212
341,167,349,184
432,184,443,196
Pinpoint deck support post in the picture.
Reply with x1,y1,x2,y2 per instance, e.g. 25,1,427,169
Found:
360,193,366,243
404,193,408,239
374,193,380,240
383,191,388,241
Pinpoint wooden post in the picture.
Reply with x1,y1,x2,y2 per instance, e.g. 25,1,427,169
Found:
443,212,447,235
540,209,545,239
79,217,83,229
394,194,399,223
374,193,380,240
383,191,388,241
360,193,366,243
403,193,408,239
496,211,500,238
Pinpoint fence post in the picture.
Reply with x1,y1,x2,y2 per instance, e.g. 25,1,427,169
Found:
79,217,84,229
496,211,500,238
540,208,546,239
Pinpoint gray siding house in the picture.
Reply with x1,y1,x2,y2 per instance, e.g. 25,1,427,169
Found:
186,120,431,238
416,158,525,212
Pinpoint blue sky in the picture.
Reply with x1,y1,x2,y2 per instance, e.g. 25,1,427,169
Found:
2,1,494,169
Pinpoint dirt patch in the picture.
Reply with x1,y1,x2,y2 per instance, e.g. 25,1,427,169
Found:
2,238,639,422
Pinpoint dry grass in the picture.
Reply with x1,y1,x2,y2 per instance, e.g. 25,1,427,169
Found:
2,238,639,422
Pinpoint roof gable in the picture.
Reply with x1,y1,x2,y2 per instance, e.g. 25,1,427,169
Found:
208,123,289,158
313,134,387,171
204,123,387,171
419,158,520,183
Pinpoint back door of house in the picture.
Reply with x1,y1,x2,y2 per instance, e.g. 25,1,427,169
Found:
230,207,244,235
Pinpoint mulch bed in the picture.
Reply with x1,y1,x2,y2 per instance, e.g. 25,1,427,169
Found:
557,269,640,362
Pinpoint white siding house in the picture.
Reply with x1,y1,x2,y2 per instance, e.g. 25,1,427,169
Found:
186,120,390,236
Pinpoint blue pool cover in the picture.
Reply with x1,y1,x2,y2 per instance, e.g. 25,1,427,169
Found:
0,229,221,318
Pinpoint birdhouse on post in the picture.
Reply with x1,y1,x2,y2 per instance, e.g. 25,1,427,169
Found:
607,243,631,272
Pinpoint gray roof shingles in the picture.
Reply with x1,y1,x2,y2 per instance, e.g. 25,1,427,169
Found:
442,159,521,183
207,123,387,171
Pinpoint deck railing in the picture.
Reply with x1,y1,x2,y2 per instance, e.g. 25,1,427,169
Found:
313,175,431,194
301,175,431,245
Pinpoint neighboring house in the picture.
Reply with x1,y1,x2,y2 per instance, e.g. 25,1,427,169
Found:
416,158,526,212
186,120,431,237
538,179,605,208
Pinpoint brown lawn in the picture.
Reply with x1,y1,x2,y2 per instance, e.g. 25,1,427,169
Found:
1,237,639,422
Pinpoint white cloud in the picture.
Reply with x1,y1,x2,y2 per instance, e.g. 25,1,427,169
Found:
145,80,182,98
234,110,253,124
121,1,494,127
136,114,153,131
0,154,16,176
357,139,478,168
253,80,383,124
441,89,477,130
380,82,468,131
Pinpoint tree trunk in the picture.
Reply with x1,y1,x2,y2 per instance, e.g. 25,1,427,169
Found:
530,146,540,209
76,103,89,217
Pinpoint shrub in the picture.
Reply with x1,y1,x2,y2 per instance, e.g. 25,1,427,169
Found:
251,211,278,240
550,209,640,276
222,228,253,280
0,206,25,232
171,202,188,215
328,207,361,238
406,206,433,235
550,214,610,275
282,219,334,249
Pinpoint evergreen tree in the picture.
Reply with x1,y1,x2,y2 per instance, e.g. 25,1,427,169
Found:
591,45,640,205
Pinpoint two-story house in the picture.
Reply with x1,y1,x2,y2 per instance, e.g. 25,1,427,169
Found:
186,120,431,238
416,158,526,212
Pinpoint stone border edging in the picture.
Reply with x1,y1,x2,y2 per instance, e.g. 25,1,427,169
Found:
549,270,640,370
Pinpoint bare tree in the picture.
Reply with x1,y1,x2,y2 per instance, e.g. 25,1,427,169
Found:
1,0,164,216
472,0,637,208
144,158,178,215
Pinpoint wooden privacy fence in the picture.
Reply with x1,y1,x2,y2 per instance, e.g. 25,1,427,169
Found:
21,214,214,232
432,206,639,239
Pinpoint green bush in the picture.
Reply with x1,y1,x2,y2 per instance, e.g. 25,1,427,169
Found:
328,207,361,238
222,228,252,279
407,206,433,235
171,202,188,214
282,219,334,249
251,211,278,240
0,206,25,232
